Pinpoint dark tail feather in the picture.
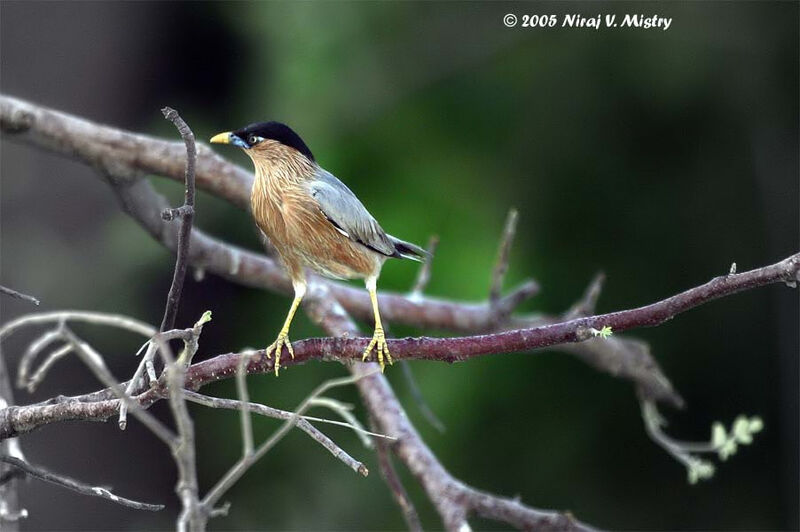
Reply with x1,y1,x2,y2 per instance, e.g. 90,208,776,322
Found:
389,236,429,262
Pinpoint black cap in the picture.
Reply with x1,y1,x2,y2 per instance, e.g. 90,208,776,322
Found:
233,122,314,161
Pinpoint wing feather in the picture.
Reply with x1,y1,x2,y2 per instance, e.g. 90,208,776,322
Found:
307,169,397,257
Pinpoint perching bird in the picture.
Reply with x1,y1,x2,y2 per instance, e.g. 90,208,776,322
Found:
210,122,427,375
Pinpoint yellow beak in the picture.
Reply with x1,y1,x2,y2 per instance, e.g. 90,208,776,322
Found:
209,131,232,144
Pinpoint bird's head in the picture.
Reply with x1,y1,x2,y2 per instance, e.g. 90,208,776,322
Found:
210,122,315,162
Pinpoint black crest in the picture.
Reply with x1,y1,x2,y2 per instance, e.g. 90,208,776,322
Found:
234,122,315,161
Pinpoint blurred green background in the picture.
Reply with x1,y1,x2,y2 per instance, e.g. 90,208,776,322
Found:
1,1,797,530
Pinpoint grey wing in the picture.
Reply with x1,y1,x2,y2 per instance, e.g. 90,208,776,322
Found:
307,169,397,257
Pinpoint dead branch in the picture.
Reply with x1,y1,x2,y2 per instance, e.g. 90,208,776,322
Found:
373,430,422,532
409,235,439,298
183,391,374,475
489,207,519,305
6,250,794,436
300,287,591,531
158,106,196,332
0,286,39,307
0,456,163,512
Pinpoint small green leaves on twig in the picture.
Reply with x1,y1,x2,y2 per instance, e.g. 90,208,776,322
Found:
686,457,715,485
590,325,613,338
641,401,764,485
712,416,763,461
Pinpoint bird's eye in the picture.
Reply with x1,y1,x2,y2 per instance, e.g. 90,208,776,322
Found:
248,135,260,145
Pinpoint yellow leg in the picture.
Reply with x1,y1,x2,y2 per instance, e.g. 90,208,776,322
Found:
362,280,392,371
266,282,305,376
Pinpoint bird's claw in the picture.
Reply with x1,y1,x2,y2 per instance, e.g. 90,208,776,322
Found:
265,332,294,376
362,327,392,372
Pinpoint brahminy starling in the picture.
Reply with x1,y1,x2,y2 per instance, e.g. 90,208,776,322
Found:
210,123,426,374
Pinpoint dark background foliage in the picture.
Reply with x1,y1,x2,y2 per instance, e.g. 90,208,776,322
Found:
1,2,797,530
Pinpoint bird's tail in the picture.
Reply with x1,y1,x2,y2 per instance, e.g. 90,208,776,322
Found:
389,236,429,262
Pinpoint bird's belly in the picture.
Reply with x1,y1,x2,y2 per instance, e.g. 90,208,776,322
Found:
253,191,381,280
294,232,381,280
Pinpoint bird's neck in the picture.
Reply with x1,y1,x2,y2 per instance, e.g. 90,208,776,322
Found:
250,148,316,207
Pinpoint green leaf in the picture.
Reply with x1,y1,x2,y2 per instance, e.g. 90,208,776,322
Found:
719,439,737,461
711,422,727,449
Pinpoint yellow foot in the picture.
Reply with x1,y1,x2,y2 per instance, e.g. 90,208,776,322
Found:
361,327,393,372
265,332,294,376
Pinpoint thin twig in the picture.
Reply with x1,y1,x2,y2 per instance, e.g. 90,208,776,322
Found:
183,391,374,475
17,326,64,389
26,344,72,393
60,326,176,446
235,355,254,458
0,456,163,511
374,432,422,531
489,208,518,304
0,311,156,342
153,108,202,532
120,107,197,433
155,334,202,531
410,235,439,298
401,361,445,433
184,391,392,441
158,106,196,333
0,286,39,306
118,341,158,430
307,397,373,448
0,337,25,528
200,371,378,513
565,272,605,319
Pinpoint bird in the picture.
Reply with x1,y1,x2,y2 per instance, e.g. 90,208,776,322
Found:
210,122,427,375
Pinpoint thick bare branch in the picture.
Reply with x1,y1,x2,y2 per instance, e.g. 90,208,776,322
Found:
301,288,590,531
2,251,797,439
